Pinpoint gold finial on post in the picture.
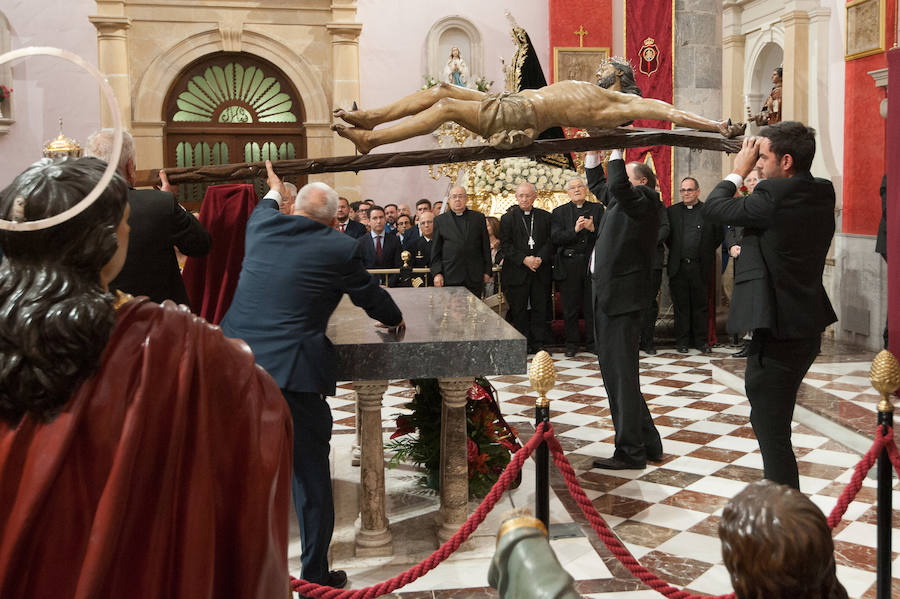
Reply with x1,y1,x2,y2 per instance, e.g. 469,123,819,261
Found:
870,350,900,413
529,350,556,409
401,250,411,268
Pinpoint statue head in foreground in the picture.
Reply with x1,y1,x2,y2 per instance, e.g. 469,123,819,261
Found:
0,157,129,424
719,480,848,599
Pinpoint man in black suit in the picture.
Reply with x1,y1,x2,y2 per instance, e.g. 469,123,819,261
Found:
640,181,669,355
86,129,210,305
876,174,888,348
666,177,723,353
221,162,404,588
431,186,492,297
410,211,435,269
501,183,553,352
359,206,402,269
396,214,419,249
551,177,604,356
335,196,366,238
702,121,837,489
586,150,663,470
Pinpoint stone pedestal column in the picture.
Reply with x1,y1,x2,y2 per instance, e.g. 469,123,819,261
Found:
327,21,362,198
353,380,392,556
437,377,471,543
88,15,132,131
781,9,810,124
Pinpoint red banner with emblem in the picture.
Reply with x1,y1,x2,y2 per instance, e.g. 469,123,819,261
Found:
625,0,674,205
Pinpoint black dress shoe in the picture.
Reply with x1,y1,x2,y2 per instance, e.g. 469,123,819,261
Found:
593,456,646,470
565,347,576,357
299,570,349,599
677,346,689,354
698,345,712,354
647,451,664,462
324,570,348,589
644,346,657,355
732,345,751,358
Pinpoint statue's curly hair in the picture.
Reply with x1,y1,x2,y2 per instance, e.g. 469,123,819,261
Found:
605,57,642,97
719,480,848,599
0,157,128,424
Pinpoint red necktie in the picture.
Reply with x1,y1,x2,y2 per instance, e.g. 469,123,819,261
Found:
376,235,383,262
340,223,345,232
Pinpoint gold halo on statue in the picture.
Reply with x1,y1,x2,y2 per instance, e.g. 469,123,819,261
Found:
0,47,123,232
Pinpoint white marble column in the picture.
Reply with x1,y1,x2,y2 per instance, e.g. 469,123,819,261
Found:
437,377,471,543
353,379,392,556
88,15,132,131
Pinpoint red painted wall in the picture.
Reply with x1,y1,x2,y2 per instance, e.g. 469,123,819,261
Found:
548,0,613,83
842,0,896,235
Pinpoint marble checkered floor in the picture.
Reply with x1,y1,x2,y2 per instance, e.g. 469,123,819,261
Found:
289,343,900,599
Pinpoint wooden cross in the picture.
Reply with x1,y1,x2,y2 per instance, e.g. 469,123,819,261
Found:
574,25,588,47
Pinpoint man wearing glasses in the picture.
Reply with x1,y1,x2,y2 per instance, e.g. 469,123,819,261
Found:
666,178,723,353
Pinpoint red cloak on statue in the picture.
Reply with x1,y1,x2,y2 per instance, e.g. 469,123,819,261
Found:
0,298,292,599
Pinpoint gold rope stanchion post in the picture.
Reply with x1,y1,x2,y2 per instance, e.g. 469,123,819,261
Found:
529,350,557,529
870,349,899,599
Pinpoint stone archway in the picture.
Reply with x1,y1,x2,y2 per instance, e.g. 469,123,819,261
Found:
130,27,331,169
162,51,309,207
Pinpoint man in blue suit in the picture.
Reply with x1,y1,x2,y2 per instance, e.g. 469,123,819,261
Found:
221,162,404,590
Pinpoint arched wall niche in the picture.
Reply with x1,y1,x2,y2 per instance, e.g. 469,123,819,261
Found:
750,41,784,97
426,15,483,87
744,30,784,125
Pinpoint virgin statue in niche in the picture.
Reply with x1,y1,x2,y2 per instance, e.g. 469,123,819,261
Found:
443,47,468,87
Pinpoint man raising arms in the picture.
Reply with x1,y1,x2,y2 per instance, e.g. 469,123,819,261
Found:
702,121,836,489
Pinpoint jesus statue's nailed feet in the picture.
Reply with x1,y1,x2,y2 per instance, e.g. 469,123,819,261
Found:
718,118,747,139
333,107,373,130
331,124,374,154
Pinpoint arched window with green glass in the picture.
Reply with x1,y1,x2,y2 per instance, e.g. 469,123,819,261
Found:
164,52,307,208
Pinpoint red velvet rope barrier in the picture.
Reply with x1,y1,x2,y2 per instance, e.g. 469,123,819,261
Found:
291,423,900,599
290,422,548,598
826,425,893,527
544,427,735,599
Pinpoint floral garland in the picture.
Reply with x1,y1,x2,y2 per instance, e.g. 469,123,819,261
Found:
468,156,579,196
386,377,521,497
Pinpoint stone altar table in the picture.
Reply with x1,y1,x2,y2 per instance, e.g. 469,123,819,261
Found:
327,287,526,556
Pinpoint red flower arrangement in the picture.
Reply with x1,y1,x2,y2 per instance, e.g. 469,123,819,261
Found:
387,377,522,497
0,85,12,102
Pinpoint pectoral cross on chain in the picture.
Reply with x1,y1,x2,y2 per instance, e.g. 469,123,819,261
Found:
528,236,535,250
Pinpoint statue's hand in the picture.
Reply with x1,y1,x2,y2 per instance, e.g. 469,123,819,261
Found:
718,119,747,139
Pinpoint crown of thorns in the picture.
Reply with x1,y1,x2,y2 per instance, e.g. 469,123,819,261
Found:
599,56,634,70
